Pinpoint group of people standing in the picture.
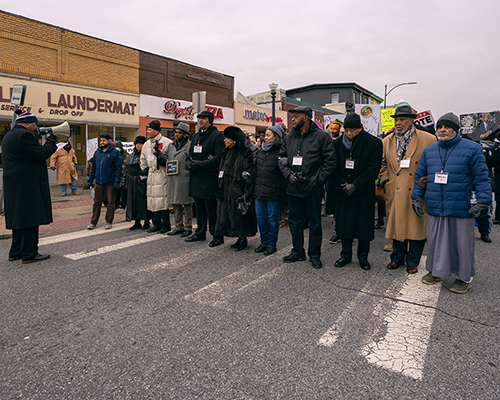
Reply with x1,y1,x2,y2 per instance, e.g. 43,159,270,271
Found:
3,104,493,295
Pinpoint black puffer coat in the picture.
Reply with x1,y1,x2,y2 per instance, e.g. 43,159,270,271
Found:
278,122,337,197
215,146,257,238
125,149,148,222
254,143,287,202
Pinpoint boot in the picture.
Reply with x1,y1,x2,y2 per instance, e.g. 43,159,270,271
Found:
230,238,243,249
234,238,248,251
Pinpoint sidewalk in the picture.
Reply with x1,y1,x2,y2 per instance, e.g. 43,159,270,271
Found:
0,182,127,238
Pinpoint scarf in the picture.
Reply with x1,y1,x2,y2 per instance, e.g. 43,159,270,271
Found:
262,141,274,152
174,136,188,150
396,125,415,162
342,133,353,152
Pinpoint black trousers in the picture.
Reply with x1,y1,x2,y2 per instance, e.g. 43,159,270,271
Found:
340,237,370,262
193,197,218,239
10,226,39,261
151,209,171,230
287,186,323,258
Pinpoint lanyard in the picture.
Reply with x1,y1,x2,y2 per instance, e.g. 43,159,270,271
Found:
437,143,458,173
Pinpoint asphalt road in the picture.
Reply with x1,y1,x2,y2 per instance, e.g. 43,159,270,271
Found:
1,217,499,399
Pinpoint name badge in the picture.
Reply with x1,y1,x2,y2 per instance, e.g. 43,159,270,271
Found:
345,160,355,169
400,159,410,168
435,172,449,184
193,145,203,153
218,171,224,178
147,155,155,162
292,156,303,166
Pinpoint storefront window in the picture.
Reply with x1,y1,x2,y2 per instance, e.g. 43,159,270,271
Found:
114,126,140,144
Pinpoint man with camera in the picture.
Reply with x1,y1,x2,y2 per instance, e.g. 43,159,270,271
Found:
3,111,58,263
278,106,336,269
86,134,122,230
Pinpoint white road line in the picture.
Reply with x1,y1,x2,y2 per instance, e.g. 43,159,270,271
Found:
39,223,131,246
360,257,442,380
135,247,212,273
63,234,164,260
184,246,292,310
317,282,372,347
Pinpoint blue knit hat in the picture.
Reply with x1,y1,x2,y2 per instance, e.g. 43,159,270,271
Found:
16,111,38,124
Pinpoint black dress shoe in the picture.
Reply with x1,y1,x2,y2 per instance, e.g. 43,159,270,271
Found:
209,238,224,247
8,256,21,261
310,257,323,269
374,221,384,229
264,247,277,256
148,226,161,233
230,238,243,249
180,230,192,237
283,253,306,263
234,238,247,251
22,254,50,264
185,235,206,242
167,229,184,236
129,223,142,231
334,257,351,268
142,222,151,230
481,234,492,243
359,260,371,270
254,244,267,253
158,228,169,234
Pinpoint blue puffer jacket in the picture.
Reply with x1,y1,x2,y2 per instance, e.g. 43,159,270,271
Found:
412,135,492,218
88,145,122,185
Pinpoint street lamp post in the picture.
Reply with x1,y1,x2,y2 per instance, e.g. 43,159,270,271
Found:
269,83,278,126
383,81,417,109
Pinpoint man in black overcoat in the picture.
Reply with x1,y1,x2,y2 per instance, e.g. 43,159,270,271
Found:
332,113,383,270
2,111,58,263
185,110,225,247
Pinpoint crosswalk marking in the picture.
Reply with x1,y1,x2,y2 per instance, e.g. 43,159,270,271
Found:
184,246,291,310
360,257,441,380
39,223,130,246
63,234,164,260
317,281,372,347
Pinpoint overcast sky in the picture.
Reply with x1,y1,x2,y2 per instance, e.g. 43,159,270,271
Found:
3,0,499,119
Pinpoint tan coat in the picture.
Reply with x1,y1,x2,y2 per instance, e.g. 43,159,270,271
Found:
140,133,172,212
380,129,436,241
50,147,78,184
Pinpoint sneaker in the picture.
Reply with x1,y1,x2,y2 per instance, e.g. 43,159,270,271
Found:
328,234,341,244
105,223,112,229
449,279,471,294
383,239,393,252
421,272,443,285
87,224,96,230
